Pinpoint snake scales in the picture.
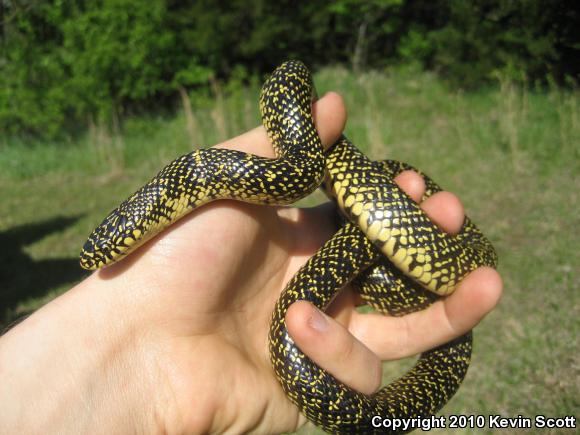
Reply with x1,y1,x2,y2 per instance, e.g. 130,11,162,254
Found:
80,61,497,434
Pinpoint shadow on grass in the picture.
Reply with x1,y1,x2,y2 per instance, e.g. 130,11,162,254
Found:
0,216,88,329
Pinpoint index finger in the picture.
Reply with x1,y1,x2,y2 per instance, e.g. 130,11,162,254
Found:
350,266,503,360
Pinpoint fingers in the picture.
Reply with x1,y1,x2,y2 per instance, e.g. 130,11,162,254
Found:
394,170,464,235
285,301,382,394
348,172,502,358
350,171,503,359
312,92,347,149
441,266,503,333
394,170,425,203
288,167,502,391
421,191,465,235
216,92,346,156
351,267,502,359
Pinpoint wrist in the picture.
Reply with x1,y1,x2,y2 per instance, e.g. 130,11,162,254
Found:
0,273,167,434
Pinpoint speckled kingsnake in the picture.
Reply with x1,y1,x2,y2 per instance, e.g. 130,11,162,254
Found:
80,61,497,434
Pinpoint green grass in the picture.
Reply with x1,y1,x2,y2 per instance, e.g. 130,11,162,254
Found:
1,66,578,433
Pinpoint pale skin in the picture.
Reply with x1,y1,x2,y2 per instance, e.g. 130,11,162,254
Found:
0,93,502,434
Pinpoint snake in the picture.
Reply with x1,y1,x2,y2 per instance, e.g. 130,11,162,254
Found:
80,60,497,434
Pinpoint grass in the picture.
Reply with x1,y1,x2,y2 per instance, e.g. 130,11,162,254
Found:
1,66,578,433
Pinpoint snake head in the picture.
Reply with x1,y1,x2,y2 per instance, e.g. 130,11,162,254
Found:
79,211,136,270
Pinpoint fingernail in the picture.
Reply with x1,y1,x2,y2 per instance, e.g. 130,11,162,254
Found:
308,306,328,332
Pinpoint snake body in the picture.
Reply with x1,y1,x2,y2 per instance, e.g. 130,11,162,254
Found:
269,137,497,433
80,61,323,269
80,61,497,434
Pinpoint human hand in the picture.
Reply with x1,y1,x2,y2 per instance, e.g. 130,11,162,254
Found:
0,93,502,434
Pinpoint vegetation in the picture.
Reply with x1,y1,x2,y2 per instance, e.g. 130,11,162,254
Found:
1,0,578,138
1,67,578,431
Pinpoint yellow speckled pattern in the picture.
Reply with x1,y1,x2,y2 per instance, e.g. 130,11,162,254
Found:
79,61,498,434
325,138,497,295
80,61,323,269
270,139,497,433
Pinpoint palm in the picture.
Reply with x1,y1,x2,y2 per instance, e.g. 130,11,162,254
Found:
117,200,333,433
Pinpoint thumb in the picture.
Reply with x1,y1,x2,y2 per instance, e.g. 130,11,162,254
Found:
285,300,381,395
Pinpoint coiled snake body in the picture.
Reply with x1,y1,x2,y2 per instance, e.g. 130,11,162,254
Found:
80,61,497,434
